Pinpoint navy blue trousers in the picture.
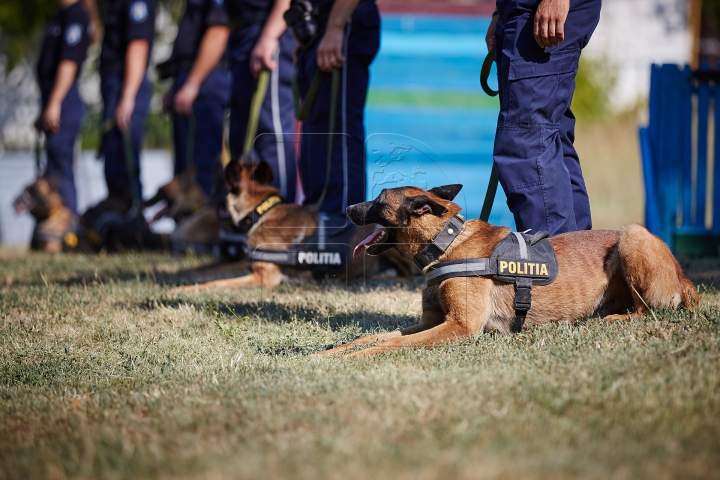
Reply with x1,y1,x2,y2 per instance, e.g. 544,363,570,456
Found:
172,68,231,197
42,84,84,214
101,73,152,203
493,0,601,235
295,1,380,216
228,26,297,201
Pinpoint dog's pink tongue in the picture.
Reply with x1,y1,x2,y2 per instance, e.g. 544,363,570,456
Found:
353,229,385,258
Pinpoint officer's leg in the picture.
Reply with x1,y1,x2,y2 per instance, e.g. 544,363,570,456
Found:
254,29,297,201
492,13,577,235
45,85,83,214
297,3,380,216
172,71,190,177
341,3,380,211
129,77,152,201
560,106,592,230
101,75,129,201
228,25,261,159
192,68,231,196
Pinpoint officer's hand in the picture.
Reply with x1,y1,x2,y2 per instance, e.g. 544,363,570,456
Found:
317,25,345,72
534,0,569,49
174,82,199,116
251,35,279,76
486,13,498,51
115,96,136,131
42,102,62,133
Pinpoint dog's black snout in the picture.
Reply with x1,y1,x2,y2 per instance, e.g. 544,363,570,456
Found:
346,201,372,226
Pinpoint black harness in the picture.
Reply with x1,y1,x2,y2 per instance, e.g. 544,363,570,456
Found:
247,213,353,270
229,196,353,270
414,216,559,333
234,194,285,234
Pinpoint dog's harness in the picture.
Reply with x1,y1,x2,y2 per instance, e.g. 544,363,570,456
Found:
234,194,286,234
247,213,352,270
227,195,352,270
414,216,559,333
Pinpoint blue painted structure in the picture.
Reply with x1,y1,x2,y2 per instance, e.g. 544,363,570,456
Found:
639,64,720,253
365,15,514,227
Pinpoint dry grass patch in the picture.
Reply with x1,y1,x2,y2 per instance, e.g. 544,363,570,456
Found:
1,250,719,479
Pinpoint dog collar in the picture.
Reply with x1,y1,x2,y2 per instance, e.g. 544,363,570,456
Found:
412,214,465,271
234,194,285,234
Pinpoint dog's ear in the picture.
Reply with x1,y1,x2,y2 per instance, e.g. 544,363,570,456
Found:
224,159,242,194
405,195,448,217
251,160,274,185
428,184,462,201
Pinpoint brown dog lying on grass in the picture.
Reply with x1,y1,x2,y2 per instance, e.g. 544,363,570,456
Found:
314,184,699,358
179,159,414,292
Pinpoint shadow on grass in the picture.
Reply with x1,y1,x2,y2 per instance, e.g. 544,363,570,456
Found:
141,298,418,332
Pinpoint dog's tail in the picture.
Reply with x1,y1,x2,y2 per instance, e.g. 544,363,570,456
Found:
678,267,700,309
619,223,699,312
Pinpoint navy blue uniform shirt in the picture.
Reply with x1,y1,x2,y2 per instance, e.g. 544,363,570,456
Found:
171,0,229,62
224,0,272,19
100,0,156,76
37,2,91,94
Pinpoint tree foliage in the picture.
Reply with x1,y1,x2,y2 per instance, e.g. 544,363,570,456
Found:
0,0,61,71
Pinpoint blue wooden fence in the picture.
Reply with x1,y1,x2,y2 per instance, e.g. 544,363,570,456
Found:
639,64,720,255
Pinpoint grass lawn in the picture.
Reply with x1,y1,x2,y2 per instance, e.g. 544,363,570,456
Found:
1,250,719,480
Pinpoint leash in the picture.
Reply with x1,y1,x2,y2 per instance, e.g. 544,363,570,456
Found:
243,69,270,156
291,67,339,210
479,47,499,222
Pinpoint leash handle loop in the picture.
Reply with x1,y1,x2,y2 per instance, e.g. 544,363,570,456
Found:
480,47,498,97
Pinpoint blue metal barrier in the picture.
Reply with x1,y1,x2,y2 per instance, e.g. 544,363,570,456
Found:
640,64,720,256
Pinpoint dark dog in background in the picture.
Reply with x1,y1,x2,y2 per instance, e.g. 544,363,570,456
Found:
315,184,699,358
143,165,223,253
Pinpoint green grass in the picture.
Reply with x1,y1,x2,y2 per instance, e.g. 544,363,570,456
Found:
367,89,499,110
1,251,719,479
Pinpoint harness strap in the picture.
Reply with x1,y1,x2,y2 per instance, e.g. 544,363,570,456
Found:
512,277,533,333
425,258,494,286
413,215,466,270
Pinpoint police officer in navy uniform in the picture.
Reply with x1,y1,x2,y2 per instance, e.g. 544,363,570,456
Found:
486,0,600,235
99,0,156,204
162,0,231,196
225,0,297,202
294,0,380,217
35,0,98,214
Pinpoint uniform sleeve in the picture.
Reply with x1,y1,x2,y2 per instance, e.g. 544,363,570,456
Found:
205,0,229,27
125,0,156,43
59,9,90,66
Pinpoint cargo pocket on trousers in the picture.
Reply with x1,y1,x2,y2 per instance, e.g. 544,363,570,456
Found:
504,48,580,126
